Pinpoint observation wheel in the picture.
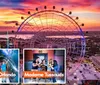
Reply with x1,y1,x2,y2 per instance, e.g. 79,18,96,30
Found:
15,6,86,77
16,8,85,56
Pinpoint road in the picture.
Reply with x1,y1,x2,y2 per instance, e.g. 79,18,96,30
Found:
67,63,100,80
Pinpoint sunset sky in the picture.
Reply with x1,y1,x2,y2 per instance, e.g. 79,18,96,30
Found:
0,0,100,31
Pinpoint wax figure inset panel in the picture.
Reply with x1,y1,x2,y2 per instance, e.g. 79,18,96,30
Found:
23,48,66,84
0,49,19,84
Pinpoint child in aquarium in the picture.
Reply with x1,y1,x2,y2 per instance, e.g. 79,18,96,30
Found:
1,61,7,83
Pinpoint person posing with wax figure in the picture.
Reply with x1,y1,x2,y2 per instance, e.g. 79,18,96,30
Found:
51,60,59,72
48,59,53,70
32,57,40,71
31,57,41,82
51,60,59,83
40,59,47,71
